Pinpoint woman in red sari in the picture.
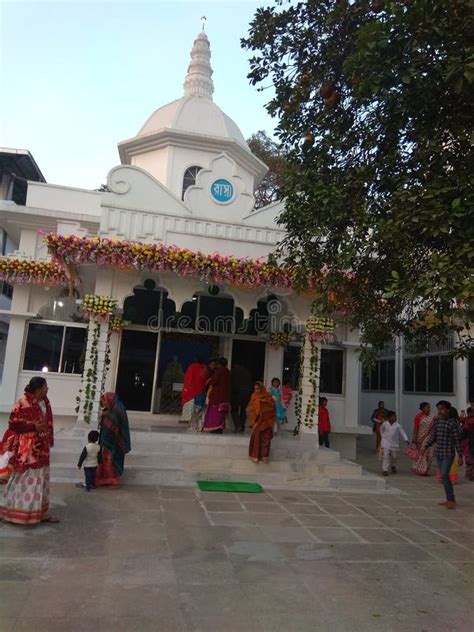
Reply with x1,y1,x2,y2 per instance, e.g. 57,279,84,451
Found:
1,376,58,524
95,392,131,487
248,382,276,464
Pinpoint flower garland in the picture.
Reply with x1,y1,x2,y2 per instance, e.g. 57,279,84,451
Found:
0,258,68,286
110,316,125,332
45,233,339,291
76,320,101,423
306,315,335,343
269,331,291,349
82,294,117,322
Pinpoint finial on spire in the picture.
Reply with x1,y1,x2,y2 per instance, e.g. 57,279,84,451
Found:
183,26,214,100
201,15,206,31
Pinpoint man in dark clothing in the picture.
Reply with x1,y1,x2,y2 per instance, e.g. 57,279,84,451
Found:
423,400,463,509
230,364,253,433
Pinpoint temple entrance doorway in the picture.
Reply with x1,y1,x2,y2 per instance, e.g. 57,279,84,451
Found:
153,332,220,414
231,339,266,383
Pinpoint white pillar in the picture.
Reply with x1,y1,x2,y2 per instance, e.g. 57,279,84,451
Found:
76,319,109,428
455,356,468,412
298,335,321,439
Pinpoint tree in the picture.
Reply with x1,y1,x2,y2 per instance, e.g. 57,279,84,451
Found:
247,130,287,208
242,0,474,358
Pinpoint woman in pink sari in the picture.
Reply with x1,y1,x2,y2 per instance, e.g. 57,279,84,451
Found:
411,402,435,476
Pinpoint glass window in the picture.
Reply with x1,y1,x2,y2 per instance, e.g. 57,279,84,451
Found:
403,353,453,393
320,349,344,395
61,327,87,374
439,355,454,393
23,323,63,372
362,358,395,392
415,357,427,393
404,359,414,392
182,166,202,199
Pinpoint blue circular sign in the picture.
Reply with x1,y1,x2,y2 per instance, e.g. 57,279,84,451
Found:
210,178,234,203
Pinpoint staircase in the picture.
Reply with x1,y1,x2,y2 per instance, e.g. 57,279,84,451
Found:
51,428,386,492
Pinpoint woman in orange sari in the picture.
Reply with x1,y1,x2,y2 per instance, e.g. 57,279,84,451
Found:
247,382,276,464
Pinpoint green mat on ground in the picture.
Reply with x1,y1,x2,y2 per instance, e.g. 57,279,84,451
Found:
197,481,263,493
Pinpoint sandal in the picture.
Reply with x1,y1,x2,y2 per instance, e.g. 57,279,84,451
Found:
41,516,60,523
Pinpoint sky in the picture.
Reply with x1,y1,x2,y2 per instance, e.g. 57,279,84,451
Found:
0,0,276,189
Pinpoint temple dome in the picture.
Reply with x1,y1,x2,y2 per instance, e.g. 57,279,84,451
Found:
137,95,249,149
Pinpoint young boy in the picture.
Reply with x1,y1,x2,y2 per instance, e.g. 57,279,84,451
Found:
423,400,463,509
77,430,102,491
318,397,331,448
380,411,409,476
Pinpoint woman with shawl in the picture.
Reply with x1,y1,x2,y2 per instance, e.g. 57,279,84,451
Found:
247,382,276,464
202,358,231,434
181,357,208,429
1,376,58,524
95,392,131,487
411,402,435,476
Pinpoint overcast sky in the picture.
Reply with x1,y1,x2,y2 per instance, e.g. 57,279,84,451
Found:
1,0,276,189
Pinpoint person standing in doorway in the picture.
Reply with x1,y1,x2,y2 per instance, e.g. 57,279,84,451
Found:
181,357,208,430
380,411,409,476
230,364,253,433
318,397,331,448
202,357,231,434
423,401,463,509
371,401,387,452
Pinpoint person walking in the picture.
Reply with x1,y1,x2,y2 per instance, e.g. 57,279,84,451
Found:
0,376,58,524
423,400,463,509
461,407,474,481
248,382,276,463
77,430,102,491
411,402,435,476
380,411,409,476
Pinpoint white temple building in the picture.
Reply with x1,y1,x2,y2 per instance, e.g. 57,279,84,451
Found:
0,28,471,475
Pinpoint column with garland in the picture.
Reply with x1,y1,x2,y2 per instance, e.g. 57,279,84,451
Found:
295,315,335,439
76,295,122,427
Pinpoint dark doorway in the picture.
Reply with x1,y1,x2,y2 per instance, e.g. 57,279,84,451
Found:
116,330,158,411
155,332,220,414
231,339,266,383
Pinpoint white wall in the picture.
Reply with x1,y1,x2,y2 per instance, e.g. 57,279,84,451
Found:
16,372,81,417
26,182,102,217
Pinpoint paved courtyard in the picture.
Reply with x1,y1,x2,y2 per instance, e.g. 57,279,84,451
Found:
1,439,473,632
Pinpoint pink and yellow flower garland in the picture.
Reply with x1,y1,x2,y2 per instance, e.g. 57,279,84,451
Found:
45,233,319,290
0,258,68,286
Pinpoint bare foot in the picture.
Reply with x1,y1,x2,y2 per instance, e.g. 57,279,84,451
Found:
262,457,269,464
248,457,258,464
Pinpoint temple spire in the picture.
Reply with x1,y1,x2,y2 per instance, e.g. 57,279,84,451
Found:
183,25,214,100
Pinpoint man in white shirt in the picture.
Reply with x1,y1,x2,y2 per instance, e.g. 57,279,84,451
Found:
380,411,409,476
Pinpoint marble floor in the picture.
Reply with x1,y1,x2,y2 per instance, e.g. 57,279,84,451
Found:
1,438,473,632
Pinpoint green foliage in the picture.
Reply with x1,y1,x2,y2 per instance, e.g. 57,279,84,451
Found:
242,0,474,357
247,130,288,208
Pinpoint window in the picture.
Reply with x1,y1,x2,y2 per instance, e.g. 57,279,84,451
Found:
23,322,87,374
320,349,344,394
403,339,454,394
282,346,344,395
362,359,395,391
182,166,202,200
